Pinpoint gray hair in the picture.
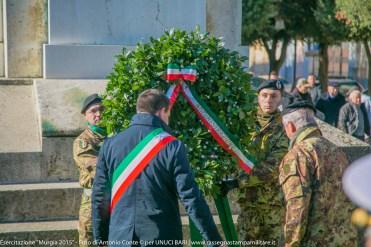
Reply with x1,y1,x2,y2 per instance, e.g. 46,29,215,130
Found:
282,108,317,130
296,78,308,87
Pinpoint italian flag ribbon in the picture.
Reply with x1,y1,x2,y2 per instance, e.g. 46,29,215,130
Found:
166,81,254,174
166,64,197,83
110,128,176,212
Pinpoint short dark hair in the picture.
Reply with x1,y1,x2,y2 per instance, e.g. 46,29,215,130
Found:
136,89,170,114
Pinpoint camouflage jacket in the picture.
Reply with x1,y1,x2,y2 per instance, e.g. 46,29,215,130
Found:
279,126,357,247
238,109,289,242
73,127,105,189
249,109,288,166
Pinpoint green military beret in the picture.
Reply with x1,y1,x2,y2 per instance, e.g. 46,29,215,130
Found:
257,79,284,93
81,93,102,114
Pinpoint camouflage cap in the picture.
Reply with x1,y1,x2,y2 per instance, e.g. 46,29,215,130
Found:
81,93,102,114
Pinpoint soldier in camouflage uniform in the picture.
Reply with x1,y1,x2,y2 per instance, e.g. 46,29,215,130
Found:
238,80,289,244
279,96,358,247
73,94,106,247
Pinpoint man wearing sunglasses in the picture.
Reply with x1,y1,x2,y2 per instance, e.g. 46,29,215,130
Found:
73,94,107,247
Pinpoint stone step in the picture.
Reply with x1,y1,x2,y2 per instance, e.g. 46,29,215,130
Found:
0,182,82,223
0,181,239,223
0,216,238,246
0,137,79,184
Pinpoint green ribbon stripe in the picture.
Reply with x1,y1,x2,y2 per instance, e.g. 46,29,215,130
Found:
111,128,163,187
167,64,180,70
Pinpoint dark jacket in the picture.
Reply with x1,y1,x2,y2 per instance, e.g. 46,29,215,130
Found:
92,113,222,247
309,84,322,105
315,93,346,126
291,88,313,104
338,102,370,138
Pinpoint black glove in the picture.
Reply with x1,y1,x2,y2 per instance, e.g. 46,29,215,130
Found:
219,178,239,196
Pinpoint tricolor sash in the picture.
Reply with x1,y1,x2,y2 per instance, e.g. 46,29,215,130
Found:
110,128,176,212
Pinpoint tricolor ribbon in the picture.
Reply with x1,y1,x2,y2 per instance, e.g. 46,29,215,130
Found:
166,64,197,83
165,67,254,174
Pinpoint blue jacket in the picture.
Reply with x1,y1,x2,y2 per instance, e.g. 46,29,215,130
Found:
92,113,222,247
315,93,346,126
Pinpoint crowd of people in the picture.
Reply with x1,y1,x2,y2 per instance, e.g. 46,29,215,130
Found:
72,75,370,247
291,75,371,141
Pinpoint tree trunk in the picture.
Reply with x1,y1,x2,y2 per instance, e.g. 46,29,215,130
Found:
318,43,329,92
363,39,371,96
269,60,280,77
262,37,289,79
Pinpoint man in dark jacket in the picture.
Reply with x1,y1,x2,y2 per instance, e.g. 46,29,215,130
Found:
291,78,313,104
338,89,370,141
315,81,346,126
92,89,223,247
307,74,321,105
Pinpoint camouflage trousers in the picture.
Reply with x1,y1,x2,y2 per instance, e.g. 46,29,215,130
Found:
237,193,283,247
79,193,95,247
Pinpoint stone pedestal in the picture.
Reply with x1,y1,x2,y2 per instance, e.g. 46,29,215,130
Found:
206,0,242,50
0,2,4,77
34,79,107,136
44,0,207,79
5,0,47,78
0,81,41,153
43,45,129,79
316,119,371,162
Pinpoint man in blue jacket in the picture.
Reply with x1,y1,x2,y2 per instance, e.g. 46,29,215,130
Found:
92,89,223,247
315,81,346,127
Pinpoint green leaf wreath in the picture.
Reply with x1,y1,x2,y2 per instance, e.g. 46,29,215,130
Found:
101,28,256,196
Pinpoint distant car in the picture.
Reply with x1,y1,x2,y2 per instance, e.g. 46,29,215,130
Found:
315,77,365,97
328,78,365,96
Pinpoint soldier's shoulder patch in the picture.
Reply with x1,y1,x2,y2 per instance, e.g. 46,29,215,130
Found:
79,139,88,149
